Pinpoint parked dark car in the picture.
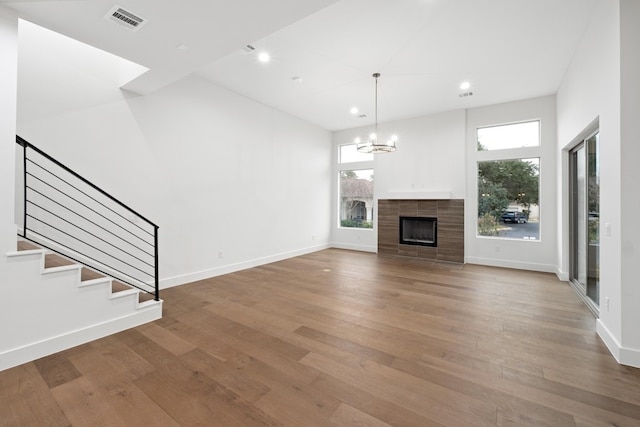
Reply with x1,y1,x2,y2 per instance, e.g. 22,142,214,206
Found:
501,211,527,224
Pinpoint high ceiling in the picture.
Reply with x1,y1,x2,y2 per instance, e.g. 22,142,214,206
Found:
2,0,598,131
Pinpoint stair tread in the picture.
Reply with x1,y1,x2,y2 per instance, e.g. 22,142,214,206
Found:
7,248,46,257
80,277,112,287
43,264,82,274
138,299,162,310
110,289,139,299
17,240,41,251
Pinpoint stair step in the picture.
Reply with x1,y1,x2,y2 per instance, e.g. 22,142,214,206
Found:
42,264,82,275
7,248,47,258
10,237,161,310
17,240,41,251
109,289,139,300
138,299,161,310
79,277,111,288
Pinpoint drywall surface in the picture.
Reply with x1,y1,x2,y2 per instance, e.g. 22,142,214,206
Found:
16,21,332,288
331,110,466,252
465,96,558,272
556,0,625,360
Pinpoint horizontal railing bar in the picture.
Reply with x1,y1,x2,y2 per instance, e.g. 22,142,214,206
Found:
26,215,154,279
26,185,154,258
26,158,154,238
26,171,154,249
21,234,155,295
27,199,155,269
18,136,158,228
18,135,159,301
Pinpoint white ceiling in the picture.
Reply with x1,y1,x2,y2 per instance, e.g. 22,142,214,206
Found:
3,0,598,131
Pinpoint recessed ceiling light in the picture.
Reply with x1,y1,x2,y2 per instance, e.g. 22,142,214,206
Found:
350,107,358,115
460,81,471,90
258,52,270,63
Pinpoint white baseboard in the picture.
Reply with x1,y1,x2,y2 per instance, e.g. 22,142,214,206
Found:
0,302,162,372
555,267,569,281
160,243,330,289
329,242,377,253
597,320,640,368
465,256,556,273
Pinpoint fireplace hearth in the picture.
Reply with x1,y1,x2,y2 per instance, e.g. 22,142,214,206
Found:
400,216,437,247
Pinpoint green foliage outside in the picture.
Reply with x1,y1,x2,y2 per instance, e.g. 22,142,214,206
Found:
477,157,539,222
476,145,539,236
340,219,373,229
477,213,501,236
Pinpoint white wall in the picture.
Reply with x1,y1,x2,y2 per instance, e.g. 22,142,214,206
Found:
16,22,332,289
556,0,626,361
0,7,18,252
619,0,640,361
331,99,559,274
331,110,466,252
465,96,557,272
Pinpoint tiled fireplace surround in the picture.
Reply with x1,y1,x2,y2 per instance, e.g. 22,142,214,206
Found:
378,199,464,263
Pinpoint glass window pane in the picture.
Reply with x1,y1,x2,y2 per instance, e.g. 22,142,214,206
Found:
340,169,373,229
340,143,374,163
477,158,539,240
477,121,540,151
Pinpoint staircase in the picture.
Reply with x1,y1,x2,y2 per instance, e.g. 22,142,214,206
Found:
1,240,161,371
1,137,162,371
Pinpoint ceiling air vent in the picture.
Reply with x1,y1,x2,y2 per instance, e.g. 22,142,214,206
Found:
105,5,147,31
241,44,256,55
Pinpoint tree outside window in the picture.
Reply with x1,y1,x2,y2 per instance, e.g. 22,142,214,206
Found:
477,158,539,239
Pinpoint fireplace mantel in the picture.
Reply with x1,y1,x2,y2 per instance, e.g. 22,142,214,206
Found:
382,191,452,200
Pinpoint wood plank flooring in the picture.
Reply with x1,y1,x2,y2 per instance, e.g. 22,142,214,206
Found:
2,248,640,426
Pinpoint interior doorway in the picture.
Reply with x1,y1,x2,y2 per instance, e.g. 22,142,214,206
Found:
569,130,600,315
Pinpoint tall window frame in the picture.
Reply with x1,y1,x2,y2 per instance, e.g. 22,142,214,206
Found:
475,120,542,241
338,143,374,230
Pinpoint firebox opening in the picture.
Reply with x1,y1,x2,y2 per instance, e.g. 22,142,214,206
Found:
399,216,437,247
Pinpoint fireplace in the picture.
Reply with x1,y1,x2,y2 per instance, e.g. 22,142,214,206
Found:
378,199,463,263
399,216,437,247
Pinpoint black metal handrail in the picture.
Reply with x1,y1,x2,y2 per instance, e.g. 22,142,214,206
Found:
16,136,159,301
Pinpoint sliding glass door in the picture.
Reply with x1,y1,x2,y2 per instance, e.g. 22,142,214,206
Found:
569,131,599,314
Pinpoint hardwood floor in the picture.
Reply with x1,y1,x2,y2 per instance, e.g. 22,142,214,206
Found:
2,248,640,426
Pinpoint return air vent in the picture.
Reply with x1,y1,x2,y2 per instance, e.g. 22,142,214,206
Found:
105,5,147,31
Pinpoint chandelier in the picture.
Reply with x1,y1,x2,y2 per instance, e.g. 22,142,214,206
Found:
356,73,397,153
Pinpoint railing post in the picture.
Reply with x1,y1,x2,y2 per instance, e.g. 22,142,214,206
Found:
22,142,27,239
154,225,160,301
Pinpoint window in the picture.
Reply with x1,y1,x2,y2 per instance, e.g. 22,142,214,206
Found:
338,143,374,229
477,121,539,151
476,121,540,240
340,143,374,163
339,169,373,228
